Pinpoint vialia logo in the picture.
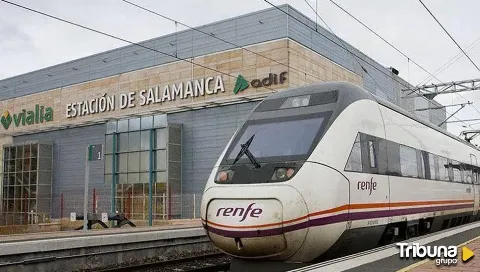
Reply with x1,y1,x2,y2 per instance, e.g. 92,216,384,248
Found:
1,105,53,130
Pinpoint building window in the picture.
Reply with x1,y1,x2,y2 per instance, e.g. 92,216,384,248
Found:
345,134,362,172
399,145,418,178
104,114,182,219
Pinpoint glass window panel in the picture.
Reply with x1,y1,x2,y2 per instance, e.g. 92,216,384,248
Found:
129,118,141,131
429,153,436,180
400,145,418,178
464,167,473,184
9,147,16,159
437,156,449,181
140,151,150,172
156,150,167,171
119,174,128,184
140,173,149,183
118,154,128,173
30,144,37,158
451,161,462,182
30,172,37,185
105,155,113,174
141,130,151,151
118,133,128,152
154,114,167,128
16,146,24,159
24,145,31,158
129,132,141,152
104,174,112,184
15,159,23,172
156,129,167,149
155,171,167,183
117,119,129,133
128,173,140,184
30,158,37,171
368,140,376,168
128,152,140,172
141,116,153,130
345,134,362,172
105,135,113,154
106,121,117,134
418,152,425,179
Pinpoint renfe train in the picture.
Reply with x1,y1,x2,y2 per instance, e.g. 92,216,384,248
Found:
200,82,480,270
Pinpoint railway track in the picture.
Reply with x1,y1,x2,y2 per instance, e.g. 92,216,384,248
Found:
96,252,231,272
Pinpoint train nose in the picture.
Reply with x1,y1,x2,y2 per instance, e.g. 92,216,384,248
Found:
202,185,308,259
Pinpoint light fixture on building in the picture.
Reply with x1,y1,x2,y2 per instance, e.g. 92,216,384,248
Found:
389,67,399,75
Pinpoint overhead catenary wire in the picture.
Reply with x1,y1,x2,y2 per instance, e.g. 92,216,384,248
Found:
308,0,476,130
417,0,480,124
120,0,327,86
298,0,473,129
0,0,284,99
418,0,480,73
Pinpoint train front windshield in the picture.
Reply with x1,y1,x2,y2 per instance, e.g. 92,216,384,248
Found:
224,112,330,164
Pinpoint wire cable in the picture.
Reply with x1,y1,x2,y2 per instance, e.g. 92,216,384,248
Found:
0,0,283,97
120,0,328,86
418,0,480,73
327,0,480,127
297,0,473,129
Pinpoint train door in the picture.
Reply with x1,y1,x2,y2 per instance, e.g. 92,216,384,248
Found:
470,154,479,216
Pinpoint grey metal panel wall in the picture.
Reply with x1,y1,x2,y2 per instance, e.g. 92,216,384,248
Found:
167,102,259,217
286,5,401,103
13,125,107,218
0,6,288,101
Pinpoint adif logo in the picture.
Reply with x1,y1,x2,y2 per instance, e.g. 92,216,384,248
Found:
396,243,473,266
232,72,287,94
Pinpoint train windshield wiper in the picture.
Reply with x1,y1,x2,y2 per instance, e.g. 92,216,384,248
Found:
232,134,261,168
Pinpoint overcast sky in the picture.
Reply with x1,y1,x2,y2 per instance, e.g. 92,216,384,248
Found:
2,0,480,142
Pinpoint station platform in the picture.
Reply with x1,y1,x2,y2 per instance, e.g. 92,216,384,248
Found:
292,221,480,272
0,218,201,243
0,219,212,272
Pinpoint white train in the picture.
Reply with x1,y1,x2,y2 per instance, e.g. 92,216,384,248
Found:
200,82,480,271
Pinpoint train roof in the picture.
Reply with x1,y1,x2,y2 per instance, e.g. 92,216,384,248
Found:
264,81,480,151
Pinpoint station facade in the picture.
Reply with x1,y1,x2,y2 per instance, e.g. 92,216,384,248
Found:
0,5,445,224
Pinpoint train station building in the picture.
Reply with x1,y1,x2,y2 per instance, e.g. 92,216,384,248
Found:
0,4,445,224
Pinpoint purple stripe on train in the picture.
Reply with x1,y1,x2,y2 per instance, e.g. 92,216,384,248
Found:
204,203,473,238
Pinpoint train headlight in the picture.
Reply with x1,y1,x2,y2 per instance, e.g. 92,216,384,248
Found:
281,95,310,109
215,170,235,183
271,167,296,181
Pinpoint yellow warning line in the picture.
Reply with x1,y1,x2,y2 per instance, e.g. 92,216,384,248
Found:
395,234,480,272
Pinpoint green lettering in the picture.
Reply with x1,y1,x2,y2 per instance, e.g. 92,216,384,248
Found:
45,107,53,122
26,111,34,125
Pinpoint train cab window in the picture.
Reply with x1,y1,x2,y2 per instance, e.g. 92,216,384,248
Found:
368,140,377,168
451,160,462,183
437,156,449,181
345,134,363,172
428,153,437,180
399,145,418,178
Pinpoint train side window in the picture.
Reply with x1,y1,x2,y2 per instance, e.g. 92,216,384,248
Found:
345,133,363,172
451,160,462,183
368,140,377,168
386,141,401,176
464,165,473,184
418,151,426,179
437,156,449,181
428,153,436,180
399,145,418,178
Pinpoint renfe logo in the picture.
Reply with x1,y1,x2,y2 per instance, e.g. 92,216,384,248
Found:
216,203,263,222
357,177,377,195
